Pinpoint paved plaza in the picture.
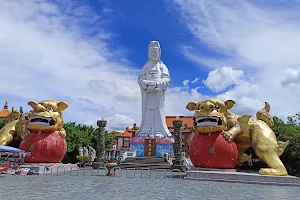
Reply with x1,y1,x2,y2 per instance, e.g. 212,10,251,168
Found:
1,172,299,200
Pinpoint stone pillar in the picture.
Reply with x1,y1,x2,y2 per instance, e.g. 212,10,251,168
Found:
171,119,186,172
93,119,107,169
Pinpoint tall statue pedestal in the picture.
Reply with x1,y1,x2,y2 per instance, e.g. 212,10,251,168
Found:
130,136,174,157
189,132,238,168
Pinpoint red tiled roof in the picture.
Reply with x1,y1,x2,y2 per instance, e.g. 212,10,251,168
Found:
116,116,194,138
114,129,132,137
166,116,194,128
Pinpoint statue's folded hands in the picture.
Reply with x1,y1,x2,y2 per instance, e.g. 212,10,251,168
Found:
147,84,156,92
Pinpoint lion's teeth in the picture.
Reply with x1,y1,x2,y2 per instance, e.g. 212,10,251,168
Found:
29,122,49,126
197,122,218,126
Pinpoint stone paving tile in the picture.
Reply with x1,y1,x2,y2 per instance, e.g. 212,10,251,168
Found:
0,174,299,200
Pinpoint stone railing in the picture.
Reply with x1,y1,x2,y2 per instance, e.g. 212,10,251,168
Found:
41,167,186,179
183,157,193,169
162,153,172,164
120,151,137,162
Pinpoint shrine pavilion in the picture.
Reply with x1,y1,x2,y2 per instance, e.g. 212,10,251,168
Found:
114,116,194,155
0,101,10,120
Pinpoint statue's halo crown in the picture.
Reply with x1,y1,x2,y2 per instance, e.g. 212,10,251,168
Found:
148,41,160,49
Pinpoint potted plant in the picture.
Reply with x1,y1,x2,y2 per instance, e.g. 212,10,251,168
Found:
76,155,89,167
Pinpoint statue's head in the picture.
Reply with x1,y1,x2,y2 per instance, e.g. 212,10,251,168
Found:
27,100,68,132
148,41,161,61
5,107,21,123
186,98,236,133
256,102,274,128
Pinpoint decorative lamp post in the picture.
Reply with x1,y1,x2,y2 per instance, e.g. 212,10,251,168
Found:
171,118,187,172
93,118,118,176
92,119,107,169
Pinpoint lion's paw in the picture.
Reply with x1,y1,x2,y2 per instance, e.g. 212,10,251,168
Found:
259,168,288,176
239,153,252,164
221,131,235,142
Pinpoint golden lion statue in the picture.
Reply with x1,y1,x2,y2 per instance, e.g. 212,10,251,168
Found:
0,107,21,145
186,98,289,176
0,100,68,146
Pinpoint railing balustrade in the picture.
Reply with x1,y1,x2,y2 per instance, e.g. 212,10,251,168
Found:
38,166,186,179
141,168,151,178
126,168,136,178
56,166,66,175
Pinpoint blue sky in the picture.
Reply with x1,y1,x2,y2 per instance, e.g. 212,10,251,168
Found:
82,0,213,88
1,0,300,131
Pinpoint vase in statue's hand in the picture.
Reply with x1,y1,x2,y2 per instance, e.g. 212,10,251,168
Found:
141,80,150,90
147,84,156,92
147,82,157,92
145,80,153,85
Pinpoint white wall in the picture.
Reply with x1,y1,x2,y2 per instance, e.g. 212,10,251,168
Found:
117,137,123,150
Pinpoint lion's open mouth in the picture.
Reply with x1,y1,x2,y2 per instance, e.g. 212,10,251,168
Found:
28,116,55,126
195,116,222,127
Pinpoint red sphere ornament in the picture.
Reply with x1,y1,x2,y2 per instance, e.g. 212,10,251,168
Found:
189,131,238,168
19,132,67,163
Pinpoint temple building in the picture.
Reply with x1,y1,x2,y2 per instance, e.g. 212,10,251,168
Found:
114,123,139,151
0,101,10,120
114,116,194,155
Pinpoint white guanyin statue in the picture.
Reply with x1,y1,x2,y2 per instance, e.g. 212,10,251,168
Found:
88,146,96,162
82,146,89,157
135,41,171,137
79,147,83,156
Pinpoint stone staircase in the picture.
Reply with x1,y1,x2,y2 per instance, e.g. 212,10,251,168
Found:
118,157,172,170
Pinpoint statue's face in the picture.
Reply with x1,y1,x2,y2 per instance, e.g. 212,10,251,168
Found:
186,99,229,133
149,47,160,61
26,100,68,132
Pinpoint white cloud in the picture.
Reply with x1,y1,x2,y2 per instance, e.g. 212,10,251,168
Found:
203,66,244,92
165,87,206,117
182,79,189,86
0,0,203,131
172,0,300,119
191,77,199,84
281,68,300,86
84,114,136,132
180,45,238,68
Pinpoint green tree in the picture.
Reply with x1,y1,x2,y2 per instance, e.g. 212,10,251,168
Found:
105,130,117,150
63,121,96,152
63,122,117,158
62,122,96,164
272,116,300,173
0,119,5,129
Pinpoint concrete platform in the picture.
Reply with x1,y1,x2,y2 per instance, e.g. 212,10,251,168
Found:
190,167,238,172
185,168,300,186
20,163,78,175
119,157,172,170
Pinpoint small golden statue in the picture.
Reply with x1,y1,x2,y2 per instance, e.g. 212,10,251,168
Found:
0,107,21,145
186,98,289,176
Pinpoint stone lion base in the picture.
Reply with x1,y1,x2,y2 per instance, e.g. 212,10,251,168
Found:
185,168,300,186
19,163,78,175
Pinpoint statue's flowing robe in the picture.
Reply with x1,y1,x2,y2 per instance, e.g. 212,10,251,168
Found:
136,61,171,137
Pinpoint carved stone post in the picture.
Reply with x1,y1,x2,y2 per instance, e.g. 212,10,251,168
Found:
171,119,186,172
93,119,107,169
